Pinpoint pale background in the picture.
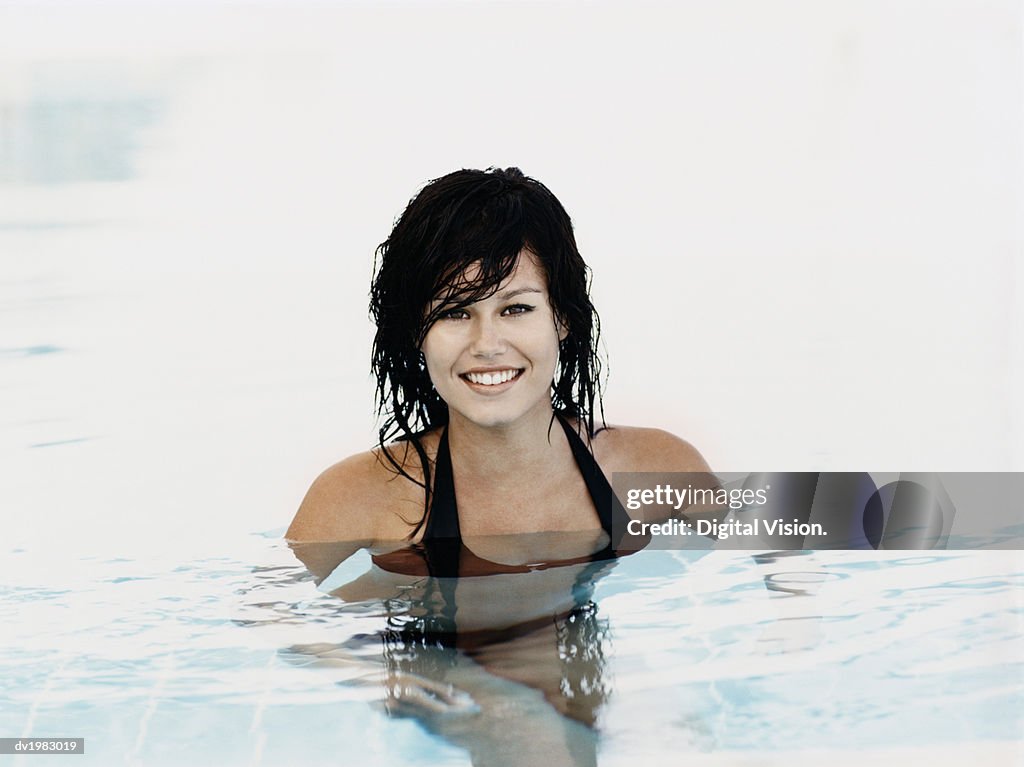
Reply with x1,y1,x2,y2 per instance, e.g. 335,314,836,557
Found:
1,0,1021,555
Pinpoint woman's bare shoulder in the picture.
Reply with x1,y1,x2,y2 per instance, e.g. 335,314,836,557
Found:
285,433,441,543
590,423,712,474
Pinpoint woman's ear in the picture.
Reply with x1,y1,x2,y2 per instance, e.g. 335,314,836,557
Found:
556,315,569,342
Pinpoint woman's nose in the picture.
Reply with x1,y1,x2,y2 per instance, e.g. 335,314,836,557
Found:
469,316,507,357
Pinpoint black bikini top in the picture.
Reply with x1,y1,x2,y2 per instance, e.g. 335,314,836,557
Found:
372,414,636,578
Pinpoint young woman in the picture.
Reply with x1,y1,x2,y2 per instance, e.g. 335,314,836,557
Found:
281,169,719,762
286,167,710,571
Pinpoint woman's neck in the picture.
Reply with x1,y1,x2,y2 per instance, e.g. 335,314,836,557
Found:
444,405,573,484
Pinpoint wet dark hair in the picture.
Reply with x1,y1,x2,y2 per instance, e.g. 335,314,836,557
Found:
370,167,604,536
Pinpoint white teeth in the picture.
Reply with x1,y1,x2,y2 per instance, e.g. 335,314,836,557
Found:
466,370,520,386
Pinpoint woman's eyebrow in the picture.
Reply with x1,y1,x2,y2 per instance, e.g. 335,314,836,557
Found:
496,286,543,299
430,285,543,310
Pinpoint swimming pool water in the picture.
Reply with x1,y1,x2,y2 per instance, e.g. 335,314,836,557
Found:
2,537,1021,766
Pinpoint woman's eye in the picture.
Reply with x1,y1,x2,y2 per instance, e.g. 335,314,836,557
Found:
438,308,469,320
503,304,535,316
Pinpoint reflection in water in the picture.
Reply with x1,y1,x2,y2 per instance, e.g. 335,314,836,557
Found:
754,550,841,655
378,596,612,725
224,542,1024,763
274,543,844,766
282,537,619,767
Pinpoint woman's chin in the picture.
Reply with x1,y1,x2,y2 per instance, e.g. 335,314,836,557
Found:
448,401,551,431
452,409,521,430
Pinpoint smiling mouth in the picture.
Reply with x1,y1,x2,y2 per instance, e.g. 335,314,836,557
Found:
460,369,524,387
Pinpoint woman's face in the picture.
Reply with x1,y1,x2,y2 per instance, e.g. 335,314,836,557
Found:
421,250,565,431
